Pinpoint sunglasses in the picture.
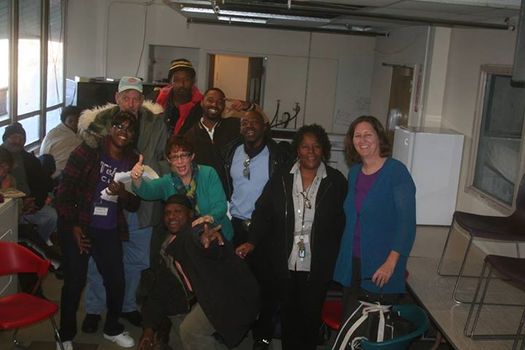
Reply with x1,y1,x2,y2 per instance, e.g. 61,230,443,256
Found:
112,123,134,133
243,158,250,180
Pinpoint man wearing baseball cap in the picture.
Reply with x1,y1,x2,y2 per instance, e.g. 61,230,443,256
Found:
155,58,204,135
78,76,170,336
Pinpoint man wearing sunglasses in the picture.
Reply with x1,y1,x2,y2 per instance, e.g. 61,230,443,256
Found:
222,110,291,350
78,76,169,334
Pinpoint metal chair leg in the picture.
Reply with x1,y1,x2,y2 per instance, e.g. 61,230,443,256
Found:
11,328,25,348
50,316,65,350
437,223,455,276
513,307,525,350
452,237,474,303
469,266,492,338
464,259,489,336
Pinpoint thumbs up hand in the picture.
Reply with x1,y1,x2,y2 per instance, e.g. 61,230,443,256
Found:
131,154,145,185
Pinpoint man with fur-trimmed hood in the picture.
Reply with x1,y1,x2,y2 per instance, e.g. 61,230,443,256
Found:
77,76,169,333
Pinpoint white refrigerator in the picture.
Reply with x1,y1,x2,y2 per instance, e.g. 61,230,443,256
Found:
393,126,464,225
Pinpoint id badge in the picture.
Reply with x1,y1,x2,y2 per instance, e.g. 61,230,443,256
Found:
294,235,309,259
93,206,109,216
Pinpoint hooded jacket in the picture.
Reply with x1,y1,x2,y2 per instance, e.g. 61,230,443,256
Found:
78,102,170,228
55,118,140,240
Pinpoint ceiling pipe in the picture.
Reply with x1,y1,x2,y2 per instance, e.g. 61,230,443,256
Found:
164,0,513,31
220,1,512,30
186,17,386,36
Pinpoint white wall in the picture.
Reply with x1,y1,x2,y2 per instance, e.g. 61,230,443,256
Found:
66,0,377,134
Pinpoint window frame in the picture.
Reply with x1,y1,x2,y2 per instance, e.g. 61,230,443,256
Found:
0,0,66,149
466,64,525,214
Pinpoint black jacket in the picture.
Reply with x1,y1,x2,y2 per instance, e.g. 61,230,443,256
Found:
249,163,347,283
222,137,292,200
183,117,241,191
142,223,260,348
2,146,53,209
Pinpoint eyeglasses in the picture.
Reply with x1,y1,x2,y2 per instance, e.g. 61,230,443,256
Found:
168,152,192,162
299,191,312,209
243,158,250,180
112,123,134,133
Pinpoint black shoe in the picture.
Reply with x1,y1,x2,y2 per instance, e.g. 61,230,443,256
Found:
120,310,142,327
253,338,271,350
81,313,101,333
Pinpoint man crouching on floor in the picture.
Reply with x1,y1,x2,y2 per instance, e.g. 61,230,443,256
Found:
138,194,260,350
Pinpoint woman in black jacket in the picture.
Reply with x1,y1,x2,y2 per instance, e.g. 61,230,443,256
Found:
236,124,347,350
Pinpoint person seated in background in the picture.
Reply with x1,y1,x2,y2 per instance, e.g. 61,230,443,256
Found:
131,136,234,241
40,106,82,180
0,146,15,190
138,194,260,350
1,122,57,245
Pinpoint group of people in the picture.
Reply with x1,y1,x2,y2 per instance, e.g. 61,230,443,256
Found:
0,57,417,350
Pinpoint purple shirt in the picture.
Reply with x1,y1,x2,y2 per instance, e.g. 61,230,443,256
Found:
90,153,130,230
353,169,380,257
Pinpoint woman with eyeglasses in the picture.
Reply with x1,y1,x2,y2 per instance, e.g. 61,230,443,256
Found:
55,111,141,348
131,136,233,240
235,124,347,350
333,116,416,318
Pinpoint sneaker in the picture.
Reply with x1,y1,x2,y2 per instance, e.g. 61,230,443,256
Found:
103,331,135,348
56,340,73,350
120,310,142,327
81,313,101,333
253,338,271,350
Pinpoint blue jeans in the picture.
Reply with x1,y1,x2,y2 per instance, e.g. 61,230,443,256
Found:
22,204,57,242
84,212,152,314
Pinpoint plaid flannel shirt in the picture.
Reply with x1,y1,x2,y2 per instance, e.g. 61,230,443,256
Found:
56,141,140,240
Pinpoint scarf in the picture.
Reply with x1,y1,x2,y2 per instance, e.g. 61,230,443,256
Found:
171,162,199,213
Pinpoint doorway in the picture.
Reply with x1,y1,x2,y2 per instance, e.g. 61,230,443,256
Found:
386,65,414,139
208,54,265,104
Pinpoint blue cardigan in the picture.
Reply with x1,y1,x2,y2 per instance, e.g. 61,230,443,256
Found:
333,158,416,294
133,165,233,240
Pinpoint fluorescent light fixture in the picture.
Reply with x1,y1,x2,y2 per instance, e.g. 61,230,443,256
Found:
181,6,330,23
220,10,330,23
218,16,267,24
181,7,214,14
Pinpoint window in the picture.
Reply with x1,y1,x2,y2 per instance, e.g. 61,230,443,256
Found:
469,65,525,208
0,0,9,123
0,0,65,147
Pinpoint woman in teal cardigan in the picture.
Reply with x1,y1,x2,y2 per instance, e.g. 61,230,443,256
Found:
130,136,233,240
333,116,415,315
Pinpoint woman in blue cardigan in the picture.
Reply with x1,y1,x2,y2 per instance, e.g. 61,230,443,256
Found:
130,136,233,240
334,115,416,315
